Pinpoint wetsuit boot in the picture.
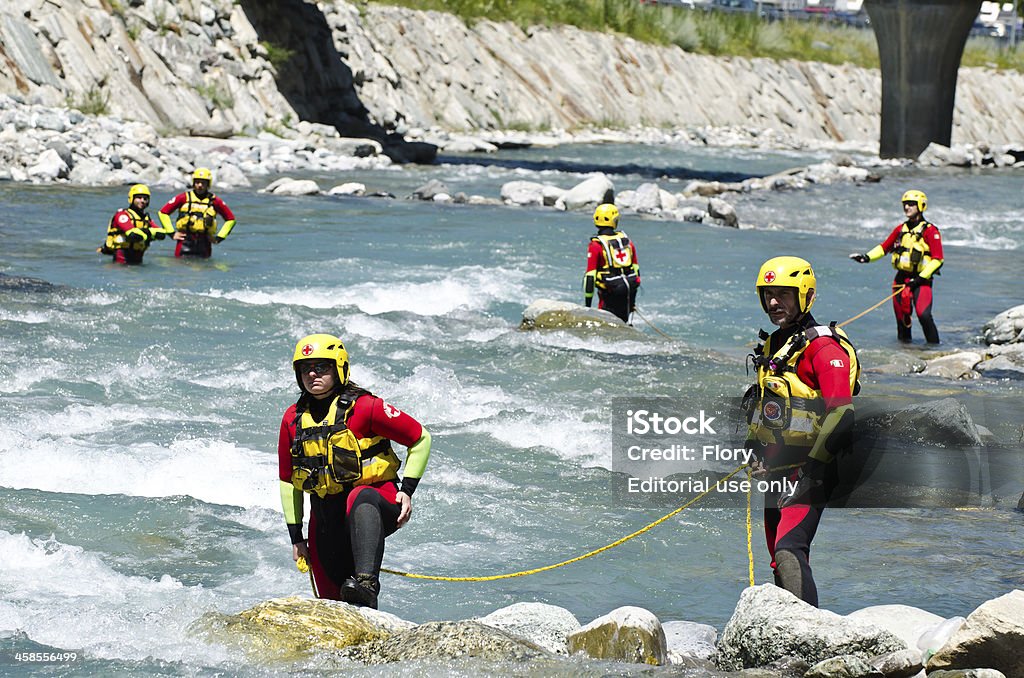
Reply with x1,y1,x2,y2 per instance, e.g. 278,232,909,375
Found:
341,573,380,609
774,548,818,607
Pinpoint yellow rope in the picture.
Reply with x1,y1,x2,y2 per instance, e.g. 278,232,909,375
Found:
838,285,905,328
377,288,906,587
381,464,750,581
745,467,755,587
632,306,676,340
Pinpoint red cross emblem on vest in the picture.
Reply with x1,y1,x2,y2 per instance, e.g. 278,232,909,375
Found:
301,344,314,356
614,249,629,263
763,271,776,284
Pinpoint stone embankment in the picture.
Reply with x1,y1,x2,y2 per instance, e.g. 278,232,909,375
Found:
3,0,1024,188
194,585,1024,675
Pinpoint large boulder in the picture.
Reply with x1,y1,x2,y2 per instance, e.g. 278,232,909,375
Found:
520,299,629,331
859,398,983,447
500,180,563,206
920,352,982,380
975,344,1024,380
340,620,551,664
717,585,906,670
927,590,1024,676
982,304,1024,345
663,620,718,663
706,197,739,227
846,604,944,652
476,602,580,655
567,606,667,666
191,596,405,661
554,174,614,211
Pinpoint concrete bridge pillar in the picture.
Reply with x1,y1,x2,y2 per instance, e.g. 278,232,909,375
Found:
865,0,982,159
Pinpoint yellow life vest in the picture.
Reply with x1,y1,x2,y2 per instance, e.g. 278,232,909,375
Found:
103,209,150,252
891,221,932,273
289,395,401,498
748,324,860,449
175,191,219,236
592,231,638,289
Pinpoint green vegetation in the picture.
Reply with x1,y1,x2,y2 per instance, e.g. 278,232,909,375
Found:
68,86,110,116
261,41,296,70
197,82,235,110
371,0,1024,71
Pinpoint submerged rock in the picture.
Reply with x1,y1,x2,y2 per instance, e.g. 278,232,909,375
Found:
920,352,983,380
0,273,57,292
520,299,631,331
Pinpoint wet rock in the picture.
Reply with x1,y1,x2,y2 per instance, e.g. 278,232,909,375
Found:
500,180,547,206
928,670,1007,678
804,654,883,677
520,299,627,330
859,398,983,447
865,648,923,678
919,352,982,380
476,602,580,655
926,590,1024,676
975,352,1024,380
917,143,973,167
982,305,1024,345
192,596,398,661
340,620,551,664
0,273,56,292
329,182,366,196
663,619,718,663
707,197,738,227
846,603,944,652
567,606,667,666
410,179,449,201
267,178,321,196
631,182,664,213
717,585,906,670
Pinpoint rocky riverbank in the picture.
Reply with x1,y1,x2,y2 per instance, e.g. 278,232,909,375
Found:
194,585,1024,676
3,0,1024,192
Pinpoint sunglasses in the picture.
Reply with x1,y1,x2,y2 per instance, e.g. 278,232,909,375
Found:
300,361,334,376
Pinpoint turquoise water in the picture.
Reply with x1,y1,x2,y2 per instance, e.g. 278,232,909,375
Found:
1,145,1022,675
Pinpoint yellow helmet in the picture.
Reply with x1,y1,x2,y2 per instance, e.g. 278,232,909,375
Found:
756,256,816,314
128,183,151,204
593,203,620,228
292,333,349,390
193,167,213,182
901,189,927,212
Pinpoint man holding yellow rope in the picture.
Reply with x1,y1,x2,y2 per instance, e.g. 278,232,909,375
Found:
849,189,944,344
743,256,860,607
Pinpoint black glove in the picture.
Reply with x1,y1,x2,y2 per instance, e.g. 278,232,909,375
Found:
904,276,921,289
778,458,826,509
849,253,869,263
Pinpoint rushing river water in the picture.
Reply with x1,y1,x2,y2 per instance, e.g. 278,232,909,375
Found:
1,139,1022,676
